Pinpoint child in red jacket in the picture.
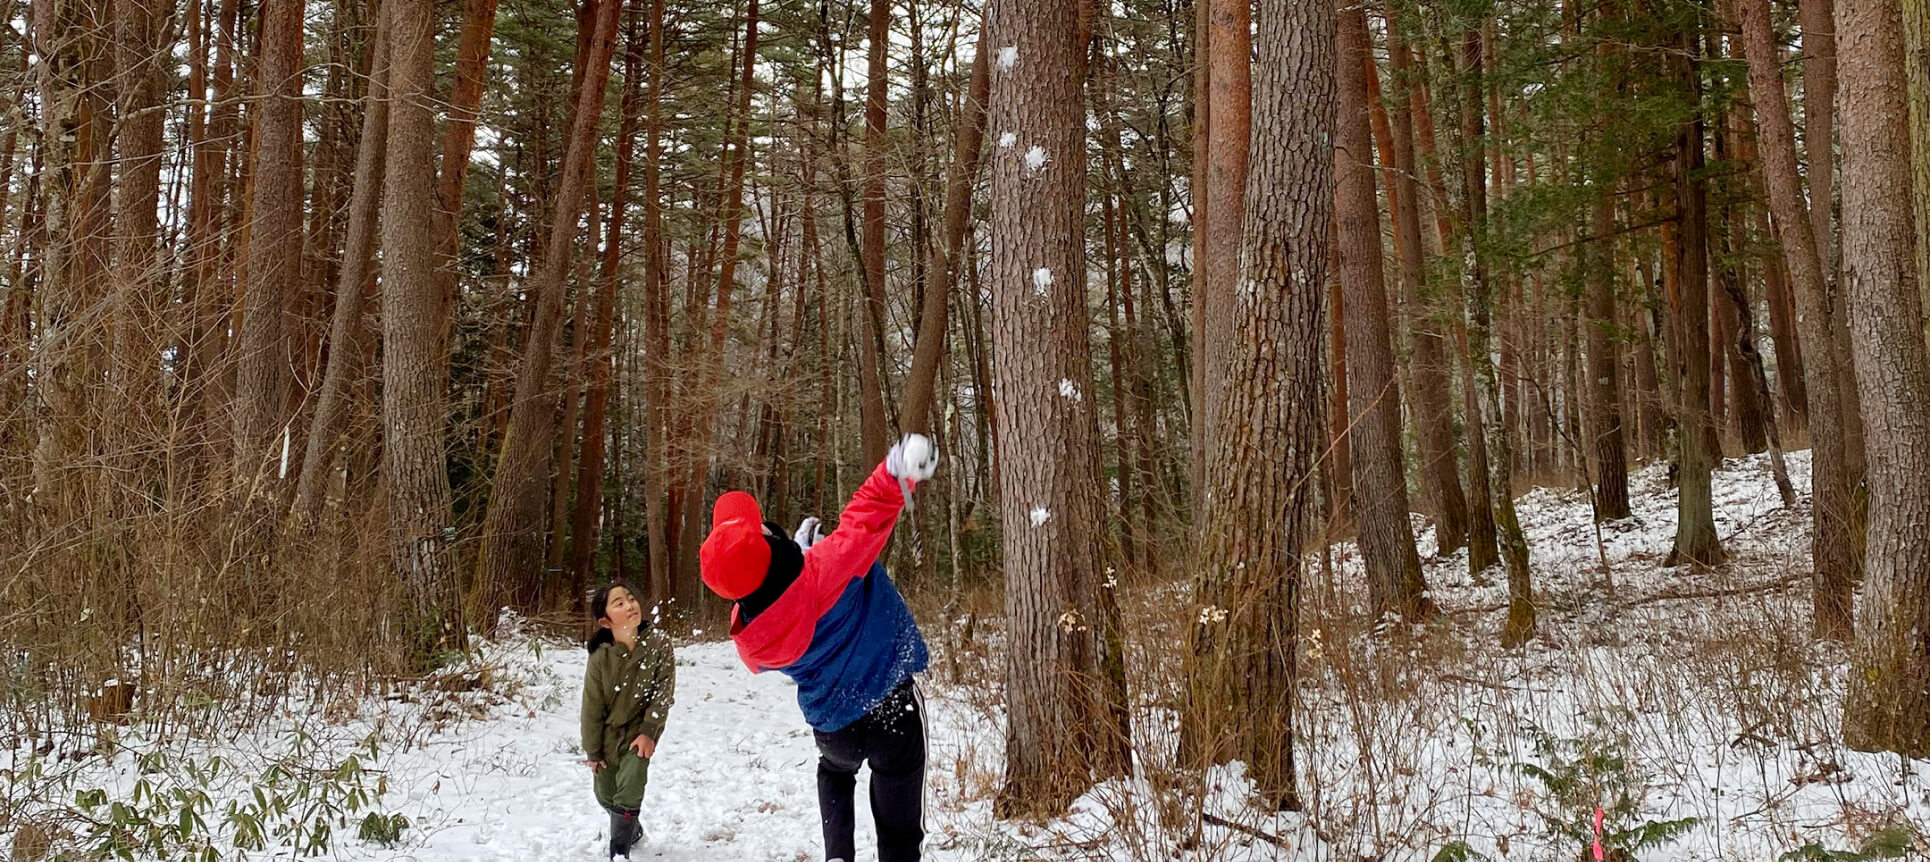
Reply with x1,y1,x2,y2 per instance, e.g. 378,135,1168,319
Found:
699,434,937,862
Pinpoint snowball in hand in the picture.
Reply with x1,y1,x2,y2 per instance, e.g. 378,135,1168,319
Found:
888,434,939,481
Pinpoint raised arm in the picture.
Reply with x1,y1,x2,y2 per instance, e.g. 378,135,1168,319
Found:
804,435,938,584
803,462,911,581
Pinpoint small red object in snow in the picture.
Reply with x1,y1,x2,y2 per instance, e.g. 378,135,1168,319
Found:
1592,806,1606,861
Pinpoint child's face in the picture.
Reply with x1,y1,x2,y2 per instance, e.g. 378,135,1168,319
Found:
602,587,642,631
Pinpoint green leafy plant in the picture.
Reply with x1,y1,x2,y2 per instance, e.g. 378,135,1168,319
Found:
1495,713,1701,860
357,811,410,847
1432,839,1496,862
1776,825,1916,862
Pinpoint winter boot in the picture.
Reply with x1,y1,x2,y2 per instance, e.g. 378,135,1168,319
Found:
608,808,640,859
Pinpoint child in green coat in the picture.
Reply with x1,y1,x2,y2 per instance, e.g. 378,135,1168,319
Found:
581,581,676,860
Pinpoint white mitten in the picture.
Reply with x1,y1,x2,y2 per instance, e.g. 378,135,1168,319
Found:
792,516,824,550
885,433,938,482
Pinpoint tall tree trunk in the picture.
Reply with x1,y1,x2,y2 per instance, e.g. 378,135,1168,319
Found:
28,0,111,512
1406,22,1500,571
1712,115,1769,456
1450,24,1535,646
1631,255,1666,460
1188,0,1210,498
1587,191,1631,520
857,0,893,464
677,0,762,608
1838,0,1930,757
381,0,463,658
1384,21,1469,555
1803,0,1867,498
1707,282,1728,443
1667,27,1727,569
1334,2,1430,620
900,23,989,433
987,0,1115,816
641,0,671,609
474,0,623,625
113,0,168,469
295,24,390,528
1185,0,1327,811
1192,0,1250,510
572,0,646,597
1324,258,1353,528
432,0,503,359
232,0,306,483
1905,0,1930,322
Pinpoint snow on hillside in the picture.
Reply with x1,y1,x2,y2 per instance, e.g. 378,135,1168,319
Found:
5,450,1927,861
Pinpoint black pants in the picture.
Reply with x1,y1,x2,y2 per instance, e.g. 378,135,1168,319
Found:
815,679,926,862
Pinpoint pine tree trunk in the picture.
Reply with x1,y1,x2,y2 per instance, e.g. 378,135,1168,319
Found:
1192,0,1251,512
900,26,988,434
641,0,672,609
381,0,463,658
1587,190,1631,520
1334,2,1431,620
1838,0,1930,757
1450,25,1535,646
1667,28,1727,569
113,0,168,468
1385,23,1469,555
858,0,894,464
1188,0,1211,497
1407,25,1500,571
1756,206,1808,427
1707,283,1729,445
232,0,306,483
1325,257,1353,529
1631,256,1666,460
987,0,1114,817
1712,113,1769,456
295,25,390,529
1183,0,1326,811
474,0,623,625
29,0,112,511
1802,0,1867,499
1904,0,1930,322
571,1,646,598
432,0,503,358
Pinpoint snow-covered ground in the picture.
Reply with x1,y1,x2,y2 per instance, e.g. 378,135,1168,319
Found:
6,450,1929,860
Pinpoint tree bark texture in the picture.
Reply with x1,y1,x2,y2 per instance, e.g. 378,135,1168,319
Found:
474,0,623,622
381,0,463,655
232,0,306,483
1837,0,1930,757
295,25,391,529
858,0,894,464
985,0,1117,816
1667,29,1726,570
1184,0,1329,811
1334,2,1431,620
1384,23,1469,555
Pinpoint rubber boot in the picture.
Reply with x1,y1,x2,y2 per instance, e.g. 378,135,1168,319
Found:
608,808,640,859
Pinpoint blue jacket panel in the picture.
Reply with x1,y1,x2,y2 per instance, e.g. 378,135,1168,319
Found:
777,562,929,732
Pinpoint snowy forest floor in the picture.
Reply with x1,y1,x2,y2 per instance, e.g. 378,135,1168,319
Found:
7,449,1930,861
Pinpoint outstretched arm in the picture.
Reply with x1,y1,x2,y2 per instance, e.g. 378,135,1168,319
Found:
804,434,938,585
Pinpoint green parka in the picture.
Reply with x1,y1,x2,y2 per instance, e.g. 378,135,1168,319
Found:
580,627,676,763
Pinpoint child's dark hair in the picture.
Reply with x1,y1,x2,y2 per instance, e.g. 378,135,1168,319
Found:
585,580,647,654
